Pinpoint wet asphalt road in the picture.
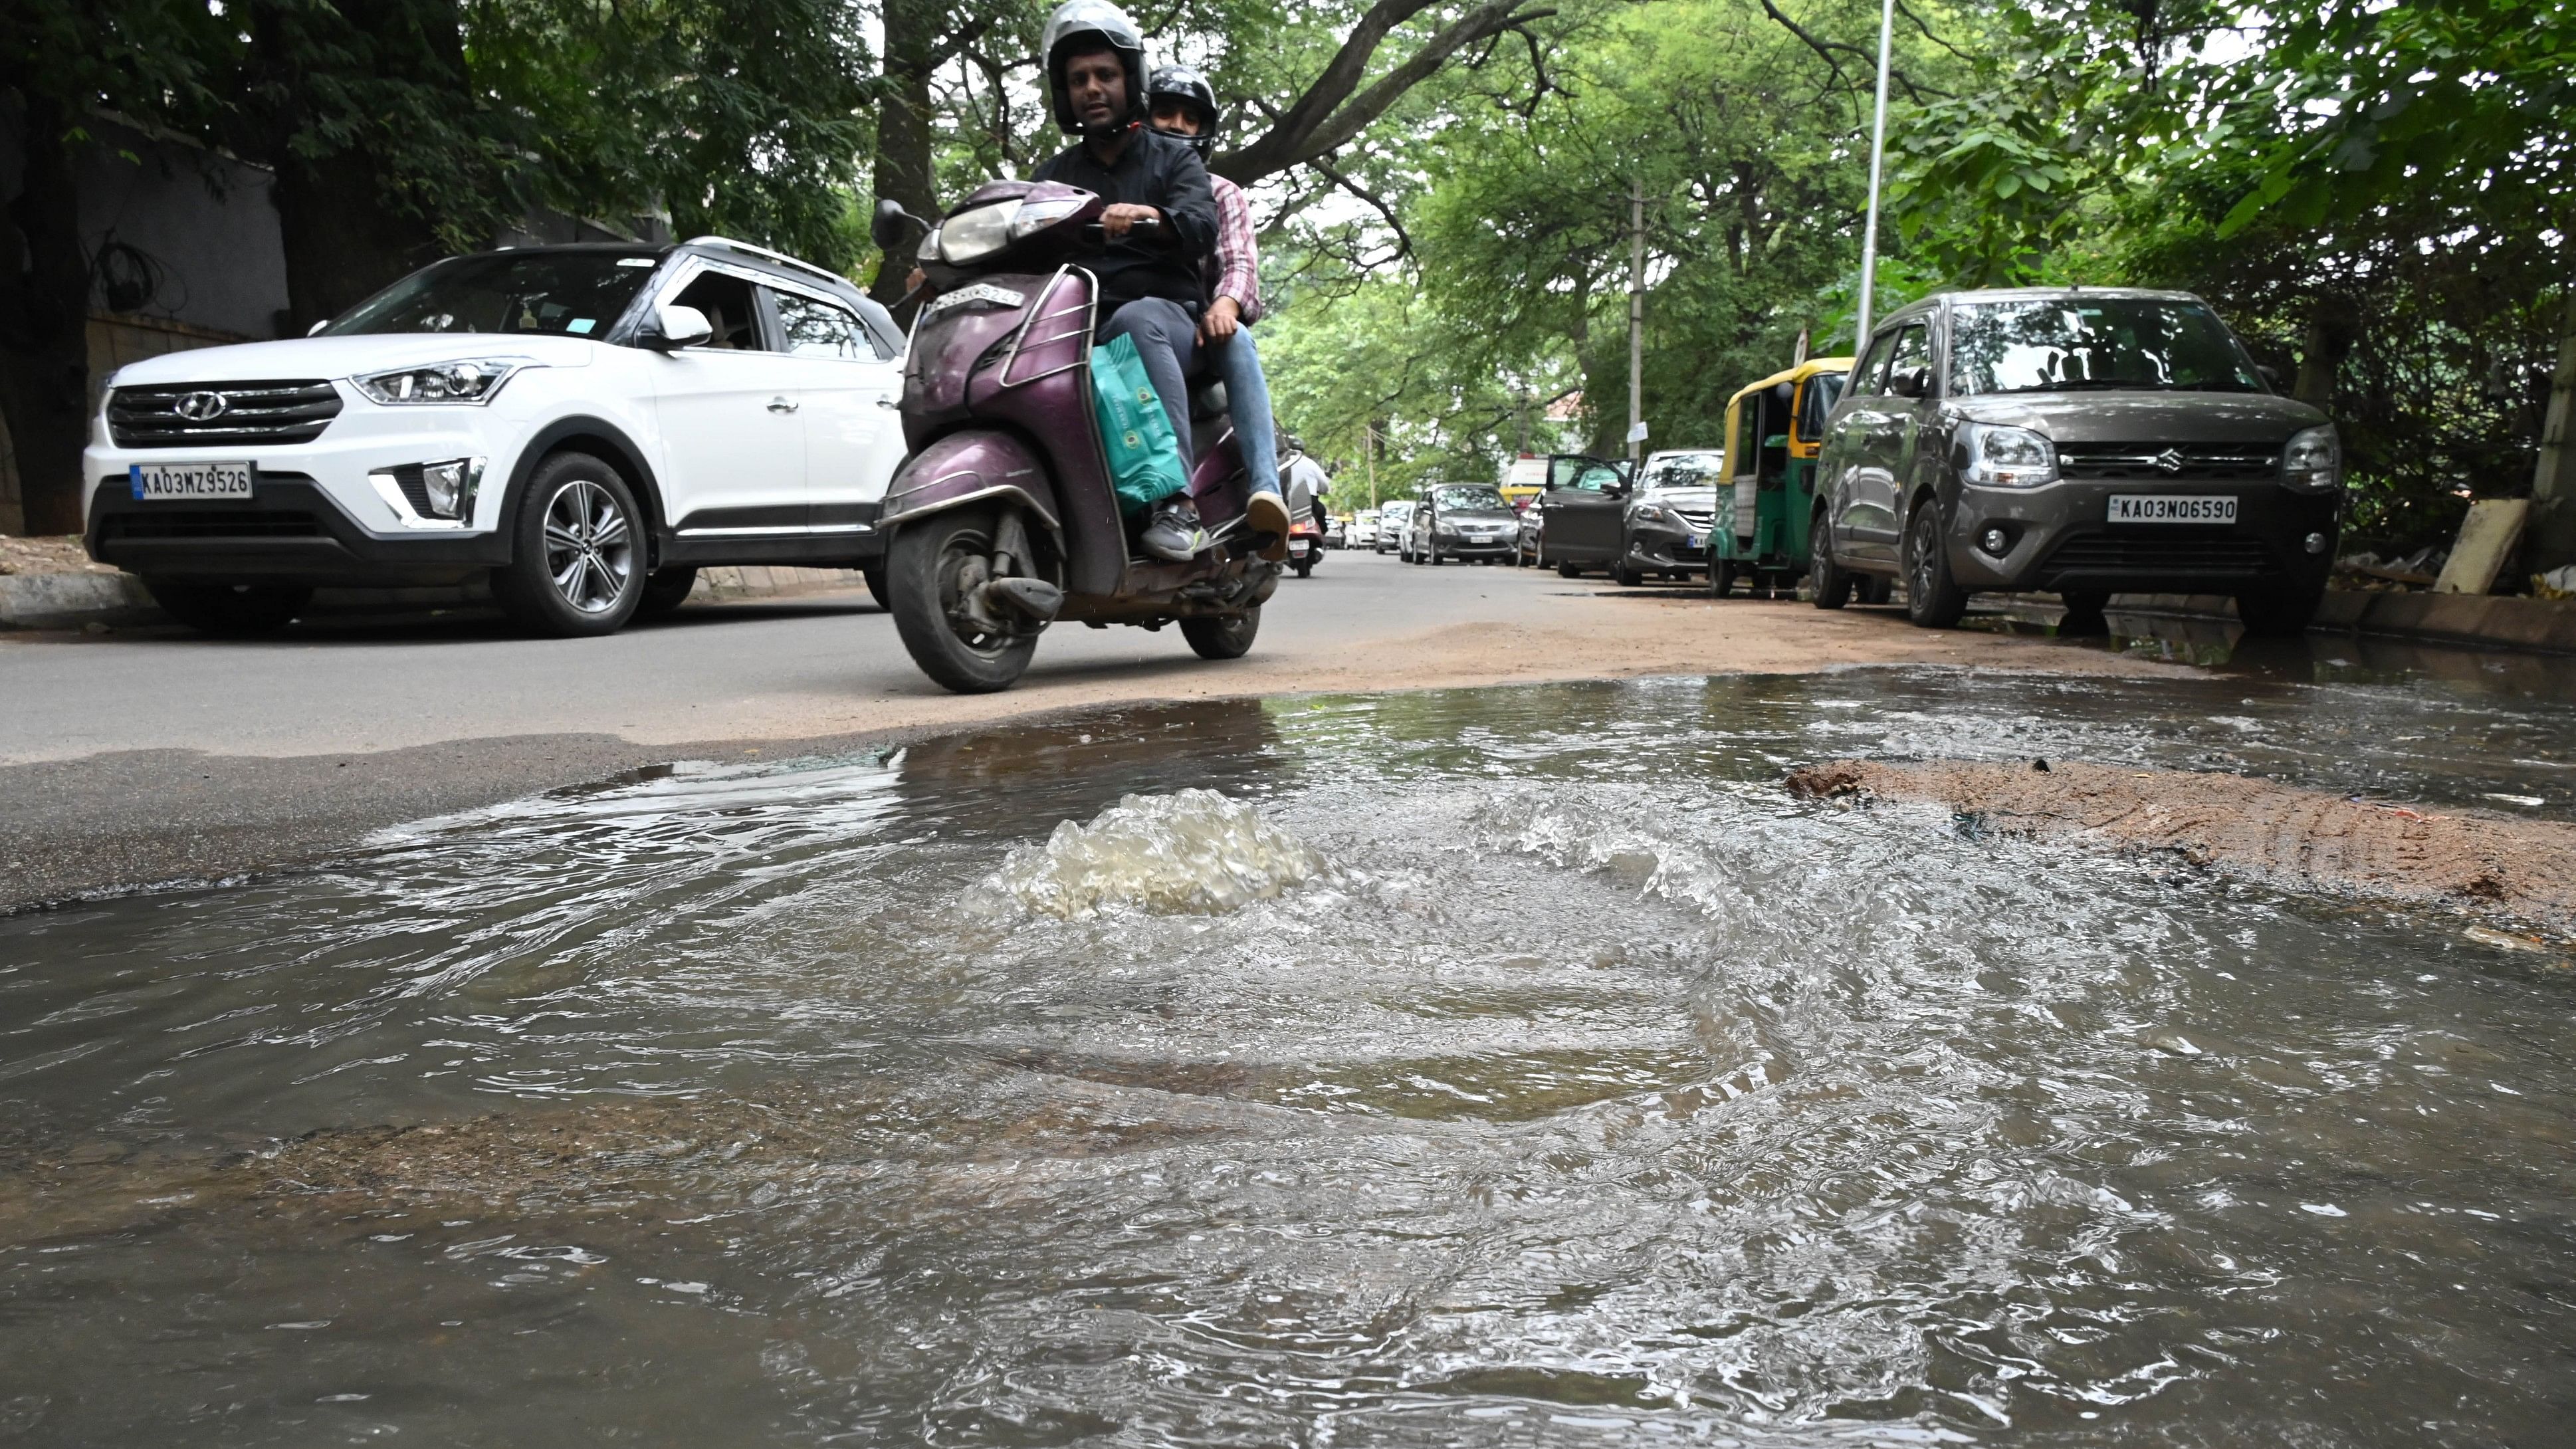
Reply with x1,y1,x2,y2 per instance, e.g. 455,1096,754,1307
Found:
0,553,1637,908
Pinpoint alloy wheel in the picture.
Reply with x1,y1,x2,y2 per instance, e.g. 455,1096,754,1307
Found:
542,479,635,614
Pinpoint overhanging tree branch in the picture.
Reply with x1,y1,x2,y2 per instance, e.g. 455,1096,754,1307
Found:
1214,0,1558,183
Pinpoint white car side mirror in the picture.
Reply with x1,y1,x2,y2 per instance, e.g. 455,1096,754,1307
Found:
653,304,714,350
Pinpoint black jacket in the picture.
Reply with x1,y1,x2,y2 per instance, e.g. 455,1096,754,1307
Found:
1032,127,1218,316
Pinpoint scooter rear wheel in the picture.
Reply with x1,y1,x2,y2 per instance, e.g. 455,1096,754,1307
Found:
1180,606,1260,660
886,509,1039,693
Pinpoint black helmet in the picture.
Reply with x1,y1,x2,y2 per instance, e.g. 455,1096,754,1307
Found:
1041,1,1149,136
1145,63,1221,158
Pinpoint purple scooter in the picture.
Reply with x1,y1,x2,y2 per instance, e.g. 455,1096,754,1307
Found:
868,181,1279,693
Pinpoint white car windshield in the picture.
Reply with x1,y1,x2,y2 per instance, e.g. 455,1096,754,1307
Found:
1951,298,2265,395
1431,486,1507,511
323,251,665,338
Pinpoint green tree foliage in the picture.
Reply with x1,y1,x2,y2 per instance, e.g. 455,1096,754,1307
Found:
1265,0,1938,479
1890,0,2573,552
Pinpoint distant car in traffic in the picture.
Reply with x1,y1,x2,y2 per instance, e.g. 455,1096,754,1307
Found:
1809,287,2340,635
1374,499,1412,554
1404,483,1519,565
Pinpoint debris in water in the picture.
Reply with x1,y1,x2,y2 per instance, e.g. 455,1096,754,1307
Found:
981,788,1325,918
1783,758,2576,933
2464,925,2547,954
2484,793,2545,808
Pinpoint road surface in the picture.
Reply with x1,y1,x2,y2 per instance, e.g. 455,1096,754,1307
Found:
0,550,2170,907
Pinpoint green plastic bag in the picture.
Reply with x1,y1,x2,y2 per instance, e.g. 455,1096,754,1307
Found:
1090,335,1190,518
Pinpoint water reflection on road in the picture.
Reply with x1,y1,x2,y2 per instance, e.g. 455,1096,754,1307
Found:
3,667,2573,1446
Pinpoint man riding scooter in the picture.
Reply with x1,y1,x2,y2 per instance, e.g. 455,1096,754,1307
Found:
1142,63,1293,557
1027,1,1264,562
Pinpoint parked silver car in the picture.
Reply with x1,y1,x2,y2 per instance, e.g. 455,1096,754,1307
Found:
1810,288,2340,635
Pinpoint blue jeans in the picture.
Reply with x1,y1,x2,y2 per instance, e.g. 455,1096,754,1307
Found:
1206,324,1279,497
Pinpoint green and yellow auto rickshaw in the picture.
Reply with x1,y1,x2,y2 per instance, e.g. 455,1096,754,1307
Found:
1709,356,1852,596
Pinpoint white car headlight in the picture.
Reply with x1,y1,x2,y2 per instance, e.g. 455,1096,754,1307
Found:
938,201,1019,264
354,357,536,405
2282,424,2341,492
1961,423,2059,488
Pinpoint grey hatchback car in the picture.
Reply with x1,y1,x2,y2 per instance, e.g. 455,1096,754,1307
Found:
1810,288,2341,635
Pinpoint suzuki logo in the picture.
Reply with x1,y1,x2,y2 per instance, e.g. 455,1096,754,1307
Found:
2152,447,2187,475
173,391,230,421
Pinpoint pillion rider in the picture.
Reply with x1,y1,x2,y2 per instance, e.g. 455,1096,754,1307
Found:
1142,63,1292,555
1030,2,1281,562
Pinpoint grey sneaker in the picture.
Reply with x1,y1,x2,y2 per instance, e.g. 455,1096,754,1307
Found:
1140,499,1210,562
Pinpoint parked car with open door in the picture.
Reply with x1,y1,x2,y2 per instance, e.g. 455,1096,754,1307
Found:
1529,455,1631,576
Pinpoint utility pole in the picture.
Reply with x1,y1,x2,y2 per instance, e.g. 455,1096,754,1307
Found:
1853,0,1897,352
1627,177,1646,464
1364,422,1378,509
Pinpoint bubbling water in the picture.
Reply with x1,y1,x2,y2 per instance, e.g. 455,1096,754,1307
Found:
977,787,1327,918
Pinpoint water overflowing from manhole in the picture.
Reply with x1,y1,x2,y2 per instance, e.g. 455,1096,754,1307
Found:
3,669,2575,1446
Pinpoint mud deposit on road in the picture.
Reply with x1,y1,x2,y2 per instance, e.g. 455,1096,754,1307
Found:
5,669,2576,1446
1788,758,2576,933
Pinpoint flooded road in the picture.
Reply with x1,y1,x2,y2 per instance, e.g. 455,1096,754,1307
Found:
4,666,2573,1445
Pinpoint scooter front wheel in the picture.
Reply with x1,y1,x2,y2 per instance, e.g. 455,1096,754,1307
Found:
885,509,1039,693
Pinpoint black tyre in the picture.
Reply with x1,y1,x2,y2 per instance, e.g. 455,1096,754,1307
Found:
1556,561,1582,579
2236,582,2325,638
861,564,889,608
492,452,646,637
2058,588,2110,637
1856,574,1893,606
1293,559,1313,578
1903,499,1969,629
1428,540,1444,565
1710,558,1740,598
143,579,311,636
885,510,1041,693
1809,509,1852,609
636,566,698,620
1180,607,1260,660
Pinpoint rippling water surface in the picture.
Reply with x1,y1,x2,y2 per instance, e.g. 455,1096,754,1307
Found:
4,668,2574,1446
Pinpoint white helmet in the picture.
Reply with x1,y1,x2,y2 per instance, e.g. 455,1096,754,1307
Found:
1041,1,1149,135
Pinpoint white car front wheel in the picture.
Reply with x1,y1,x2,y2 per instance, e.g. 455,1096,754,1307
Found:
494,453,647,637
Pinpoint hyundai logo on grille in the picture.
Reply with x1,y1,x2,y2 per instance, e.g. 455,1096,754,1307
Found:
173,391,231,421
2153,447,2187,475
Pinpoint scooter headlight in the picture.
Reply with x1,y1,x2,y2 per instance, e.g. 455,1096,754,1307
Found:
1008,195,1087,241
938,202,1018,263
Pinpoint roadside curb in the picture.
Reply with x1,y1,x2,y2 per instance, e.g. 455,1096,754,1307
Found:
0,563,873,632
0,571,160,629
2107,590,2576,656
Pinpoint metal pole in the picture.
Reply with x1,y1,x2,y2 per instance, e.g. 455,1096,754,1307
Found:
1627,177,1646,463
1854,0,1897,352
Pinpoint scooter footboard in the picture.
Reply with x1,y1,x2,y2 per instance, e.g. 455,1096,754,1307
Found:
882,431,1063,541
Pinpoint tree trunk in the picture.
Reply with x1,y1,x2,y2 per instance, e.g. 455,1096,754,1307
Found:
2294,293,2359,407
273,147,444,331
2524,286,2576,574
0,92,96,536
866,0,940,320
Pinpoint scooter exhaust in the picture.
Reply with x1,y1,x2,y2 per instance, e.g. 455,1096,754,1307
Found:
981,576,1064,622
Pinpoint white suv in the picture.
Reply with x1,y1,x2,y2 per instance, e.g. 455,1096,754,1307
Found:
81,238,908,635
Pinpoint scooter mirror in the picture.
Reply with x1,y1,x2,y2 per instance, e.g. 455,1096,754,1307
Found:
650,303,714,350
871,199,920,251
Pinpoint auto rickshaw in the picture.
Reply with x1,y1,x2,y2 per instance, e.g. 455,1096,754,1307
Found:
1709,356,1853,596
